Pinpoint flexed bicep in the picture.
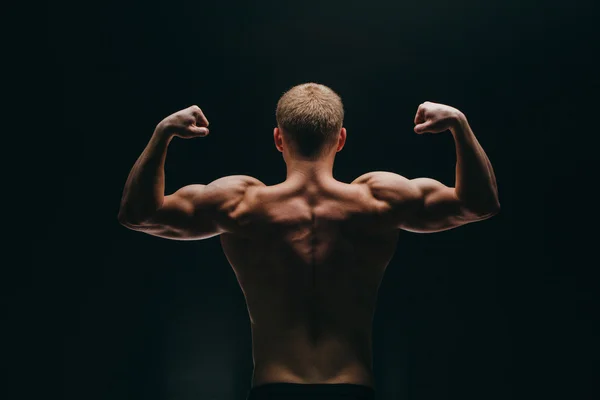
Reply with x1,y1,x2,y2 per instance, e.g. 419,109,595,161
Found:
140,185,220,240
399,178,482,233
121,184,219,240
356,172,495,234
122,176,264,240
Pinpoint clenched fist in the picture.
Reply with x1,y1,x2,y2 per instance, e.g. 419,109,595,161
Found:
414,101,464,134
156,105,210,139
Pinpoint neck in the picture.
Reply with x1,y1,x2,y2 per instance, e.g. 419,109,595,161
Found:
285,157,335,183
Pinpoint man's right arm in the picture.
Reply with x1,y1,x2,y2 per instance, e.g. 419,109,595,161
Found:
353,103,500,233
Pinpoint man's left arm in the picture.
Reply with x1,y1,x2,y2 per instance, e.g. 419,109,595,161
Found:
117,105,263,240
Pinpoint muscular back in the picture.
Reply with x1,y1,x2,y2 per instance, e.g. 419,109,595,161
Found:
120,164,495,387
220,177,401,387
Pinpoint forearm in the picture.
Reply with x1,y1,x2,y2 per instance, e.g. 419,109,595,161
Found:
451,113,500,214
118,125,173,225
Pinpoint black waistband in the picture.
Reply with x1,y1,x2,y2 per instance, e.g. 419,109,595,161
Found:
248,382,375,397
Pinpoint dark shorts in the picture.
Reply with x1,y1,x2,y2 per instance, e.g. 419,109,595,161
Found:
247,383,375,400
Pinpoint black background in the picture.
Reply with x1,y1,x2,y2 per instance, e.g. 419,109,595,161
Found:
10,1,599,399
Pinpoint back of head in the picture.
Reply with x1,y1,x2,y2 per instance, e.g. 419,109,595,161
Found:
276,83,344,160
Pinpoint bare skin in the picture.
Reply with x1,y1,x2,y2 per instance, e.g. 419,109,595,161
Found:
118,102,500,389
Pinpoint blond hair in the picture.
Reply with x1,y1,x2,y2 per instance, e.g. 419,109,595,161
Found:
276,82,344,159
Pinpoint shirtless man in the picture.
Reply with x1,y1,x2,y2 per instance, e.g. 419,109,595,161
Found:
118,83,500,400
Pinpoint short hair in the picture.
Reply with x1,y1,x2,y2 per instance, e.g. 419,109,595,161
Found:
276,82,344,160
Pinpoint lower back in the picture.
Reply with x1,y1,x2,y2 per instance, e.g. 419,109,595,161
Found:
251,324,376,387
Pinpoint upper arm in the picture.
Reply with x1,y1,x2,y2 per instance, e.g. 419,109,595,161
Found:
125,175,264,240
353,171,497,233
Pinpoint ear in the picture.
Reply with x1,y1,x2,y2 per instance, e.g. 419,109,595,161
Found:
274,127,284,152
336,128,347,152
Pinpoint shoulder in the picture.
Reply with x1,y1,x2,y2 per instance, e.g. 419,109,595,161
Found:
172,176,265,215
172,175,265,201
207,175,266,190
204,175,266,208
351,171,420,204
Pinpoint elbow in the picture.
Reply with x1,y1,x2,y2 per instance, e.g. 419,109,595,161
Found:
476,201,501,219
118,202,158,228
473,189,501,218
493,199,501,213
117,209,133,227
463,198,500,220
487,202,501,217
489,193,501,215
118,208,143,228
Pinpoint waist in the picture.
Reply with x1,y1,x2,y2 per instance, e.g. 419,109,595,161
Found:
252,360,375,389
250,323,374,386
